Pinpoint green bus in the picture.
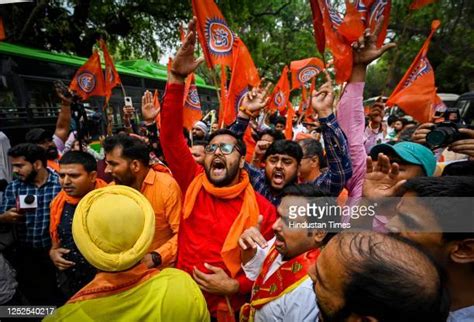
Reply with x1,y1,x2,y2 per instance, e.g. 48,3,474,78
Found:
0,42,218,145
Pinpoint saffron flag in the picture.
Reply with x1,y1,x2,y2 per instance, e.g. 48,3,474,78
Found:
192,0,237,68
309,0,326,55
99,40,121,102
290,57,325,90
269,66,290,113
225,39,260,126
368,0,392,47
386,20,441,123
285,103,295,140
219,66,227,128
337,1,365,43
317,0,352,83
183,74,203,130
410,0,437,10
69,50,105,100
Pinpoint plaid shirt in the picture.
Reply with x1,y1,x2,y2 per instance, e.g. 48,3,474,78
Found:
231,114,352,206
0,169,61,249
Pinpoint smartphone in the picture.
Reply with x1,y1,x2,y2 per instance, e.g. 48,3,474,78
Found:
124,96,133,106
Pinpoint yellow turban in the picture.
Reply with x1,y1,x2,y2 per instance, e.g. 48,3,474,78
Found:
72,185,155,272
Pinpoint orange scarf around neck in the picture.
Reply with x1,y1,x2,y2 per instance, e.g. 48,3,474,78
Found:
50,179,108,244
183,171,259,278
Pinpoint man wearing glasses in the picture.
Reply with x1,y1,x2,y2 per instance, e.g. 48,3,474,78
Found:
151,18,278,320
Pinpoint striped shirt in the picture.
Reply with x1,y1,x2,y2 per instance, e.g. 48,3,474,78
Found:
0,169,61,249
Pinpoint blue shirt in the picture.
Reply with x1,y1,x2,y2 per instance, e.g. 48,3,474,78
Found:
0,169,61,249
448,306,474,322
230,115,352,206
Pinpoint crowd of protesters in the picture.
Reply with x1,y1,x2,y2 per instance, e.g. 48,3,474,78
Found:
0,17,473,322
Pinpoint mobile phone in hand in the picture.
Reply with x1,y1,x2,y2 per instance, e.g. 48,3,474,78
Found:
124,96,133,106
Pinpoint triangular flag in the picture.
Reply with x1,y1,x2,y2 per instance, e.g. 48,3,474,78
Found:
290,57,325,90
269,66,290,114
368,0,392,47
309,0,326,55
192,0,237,68
225,39,260,126
219,65,227,128
69,50,105,101
99,40,121,102
386,20,441,123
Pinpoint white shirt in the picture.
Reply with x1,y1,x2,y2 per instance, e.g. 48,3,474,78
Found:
242,237,319,322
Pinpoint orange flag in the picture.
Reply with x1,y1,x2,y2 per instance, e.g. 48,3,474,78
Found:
269,66,290,114
0,17,5,41
337,1,365,43
100,40,121,102
219,66,227,128
368,0,392,47
290,57,325,90
69,50,105,101
225,39,260,126
153,89,161,128
410,0,437,10
183,74,203,130
386,20,441,123
317,0,352,83
285,103,295,140
309,0,326,55
192,0,237,68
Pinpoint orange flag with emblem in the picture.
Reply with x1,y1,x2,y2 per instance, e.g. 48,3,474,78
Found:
269,66,290,114
225,39,260,126
367,0,392,47
69,50,105,100
99,40,121,102
183,74,203,131
290,57,325,90
386,20,441,123
410,0,437,10
192,0,237,68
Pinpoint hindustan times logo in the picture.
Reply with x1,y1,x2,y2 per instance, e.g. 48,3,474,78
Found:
288,203,377,221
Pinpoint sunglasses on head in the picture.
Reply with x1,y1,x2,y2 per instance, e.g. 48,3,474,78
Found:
205,143,241,155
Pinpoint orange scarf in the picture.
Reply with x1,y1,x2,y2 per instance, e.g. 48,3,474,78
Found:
183,171,259,278
50,179,108,244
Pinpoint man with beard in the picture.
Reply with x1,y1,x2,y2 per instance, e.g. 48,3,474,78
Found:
386,176,474,321
192,120,209,141
25,128,62,172
238,184,334,322
153,17,277,319
49,151,107,299
103,134,182,269
232,71,352,206
0,143,62,305
309,232,450,322
191,140,208,165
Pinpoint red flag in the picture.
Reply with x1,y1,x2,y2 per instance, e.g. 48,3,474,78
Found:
309,0,326,55
192,0,237,68
153,89,161,128
285,103,295,140
0,17,5,41
269,66,290,113
69,50,105,100
368,0,392,47
318,0,353,83
183,74,203,130
225,39,260,126
410,0,437,10
290,57,325,90
337,1,365,43
243,127,256,163
386,20,441,123
99,40,121,102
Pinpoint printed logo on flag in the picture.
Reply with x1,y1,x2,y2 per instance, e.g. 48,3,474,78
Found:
298,66,321,84
106,66,115,83
369,0,388,25
77,71,96,93
205,17,235,57
403,57,432,88
185,85,201,111
274,91,286,108
325,0,343,26
234,88,249,113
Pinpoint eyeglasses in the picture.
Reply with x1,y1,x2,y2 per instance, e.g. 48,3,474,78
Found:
205,143,241,155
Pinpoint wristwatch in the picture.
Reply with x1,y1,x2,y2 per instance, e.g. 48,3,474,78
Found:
150,251,162,267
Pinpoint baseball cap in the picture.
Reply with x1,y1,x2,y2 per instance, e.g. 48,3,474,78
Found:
369,142,436,176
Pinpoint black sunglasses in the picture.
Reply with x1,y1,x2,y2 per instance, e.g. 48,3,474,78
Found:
205,143,241,155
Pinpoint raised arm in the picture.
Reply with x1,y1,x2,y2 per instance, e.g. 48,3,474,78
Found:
53,84,73,152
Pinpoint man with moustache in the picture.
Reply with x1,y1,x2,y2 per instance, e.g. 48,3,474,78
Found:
0,143,62,305
49,151,107,299
103,134,182,269
230,71,352,206
154,17,277,319
238,184,334,322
